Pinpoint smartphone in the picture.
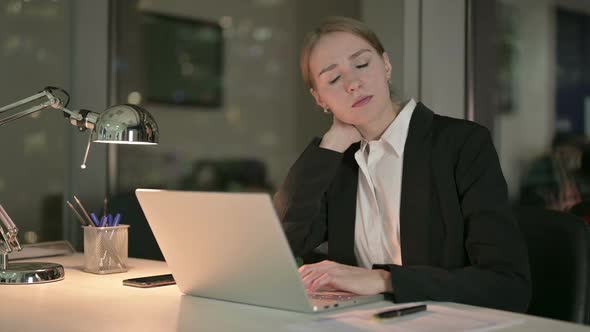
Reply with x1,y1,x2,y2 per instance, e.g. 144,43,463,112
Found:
122,274,176,288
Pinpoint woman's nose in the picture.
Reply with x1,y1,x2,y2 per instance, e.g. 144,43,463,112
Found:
345,77,361,94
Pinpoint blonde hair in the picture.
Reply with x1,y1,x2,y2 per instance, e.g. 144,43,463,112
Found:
300,16,385,90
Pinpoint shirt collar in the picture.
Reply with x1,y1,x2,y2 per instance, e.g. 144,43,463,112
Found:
359,98,417,156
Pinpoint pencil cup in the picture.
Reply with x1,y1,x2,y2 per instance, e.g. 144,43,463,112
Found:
83,225,129,274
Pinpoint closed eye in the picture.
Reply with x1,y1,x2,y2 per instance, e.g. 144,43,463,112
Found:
329,76,340,84
356,63,368,68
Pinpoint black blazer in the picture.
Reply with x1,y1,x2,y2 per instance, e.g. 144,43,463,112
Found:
274,102,531,313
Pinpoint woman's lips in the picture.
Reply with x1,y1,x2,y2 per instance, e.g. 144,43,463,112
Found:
352,95,373,108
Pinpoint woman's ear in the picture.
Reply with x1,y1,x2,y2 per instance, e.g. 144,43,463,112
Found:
382,52,392,81
310,88,328,109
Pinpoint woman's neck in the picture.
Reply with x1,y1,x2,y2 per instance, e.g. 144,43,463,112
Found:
357,100,401,141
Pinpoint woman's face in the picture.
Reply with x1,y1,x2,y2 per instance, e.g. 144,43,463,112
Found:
309,32,392,126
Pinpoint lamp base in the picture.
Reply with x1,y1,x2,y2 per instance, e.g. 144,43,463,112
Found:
0,262,64,284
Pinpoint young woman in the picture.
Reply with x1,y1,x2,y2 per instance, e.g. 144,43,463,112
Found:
274,16,531,312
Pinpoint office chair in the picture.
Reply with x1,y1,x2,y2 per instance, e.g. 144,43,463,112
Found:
570,200,590,225
110,190,165,261
514,207,590,324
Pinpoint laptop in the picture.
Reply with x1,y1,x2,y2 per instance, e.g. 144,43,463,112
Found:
135,189,384,312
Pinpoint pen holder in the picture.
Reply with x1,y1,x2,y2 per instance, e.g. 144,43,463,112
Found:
83,225,129,274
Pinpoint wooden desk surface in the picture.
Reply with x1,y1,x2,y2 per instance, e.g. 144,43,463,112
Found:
0,255,587,332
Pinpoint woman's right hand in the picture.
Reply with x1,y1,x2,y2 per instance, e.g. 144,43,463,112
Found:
319,117,362,153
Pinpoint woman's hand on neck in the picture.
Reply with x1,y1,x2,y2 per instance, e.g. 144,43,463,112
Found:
320,117,363,153
319,100,401,152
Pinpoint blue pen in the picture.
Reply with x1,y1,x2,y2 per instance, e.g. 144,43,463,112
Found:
100,215,108,227
107,214,113,227
90,213,101,227
113,213,121,226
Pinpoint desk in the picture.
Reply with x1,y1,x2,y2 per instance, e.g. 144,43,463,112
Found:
1,255,587,332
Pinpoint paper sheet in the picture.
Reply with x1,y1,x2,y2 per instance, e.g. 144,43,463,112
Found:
287,303,524,332
8,247,72,260
6,240,75,260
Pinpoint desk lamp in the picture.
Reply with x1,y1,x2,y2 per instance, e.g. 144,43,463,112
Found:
0,87,158,284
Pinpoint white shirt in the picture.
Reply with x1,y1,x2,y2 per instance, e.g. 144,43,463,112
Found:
353,99,417,268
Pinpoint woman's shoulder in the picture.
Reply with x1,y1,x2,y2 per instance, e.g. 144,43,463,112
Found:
430,113,491,145
414,102,489,138
433,113,488,135
413,103,491,150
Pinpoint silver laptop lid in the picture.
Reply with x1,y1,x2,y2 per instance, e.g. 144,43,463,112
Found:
135,189,314,312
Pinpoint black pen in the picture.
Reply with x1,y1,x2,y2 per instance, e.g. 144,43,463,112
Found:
66,201,88,226
103,196,109,219
373,304,427,320
73,195,93,226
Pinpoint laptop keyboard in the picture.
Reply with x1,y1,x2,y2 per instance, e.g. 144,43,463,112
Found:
308,291,356,301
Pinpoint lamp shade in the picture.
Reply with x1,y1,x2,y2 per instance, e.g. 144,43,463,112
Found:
93,104,158,144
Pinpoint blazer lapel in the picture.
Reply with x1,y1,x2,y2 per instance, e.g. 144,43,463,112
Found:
400,103,434,265
328,142,360,266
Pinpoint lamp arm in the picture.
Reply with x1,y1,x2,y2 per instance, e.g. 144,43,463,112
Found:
0,88,158,283
0,88,84,127
0,88,101,260
0,204,21,268
0,87,103,170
